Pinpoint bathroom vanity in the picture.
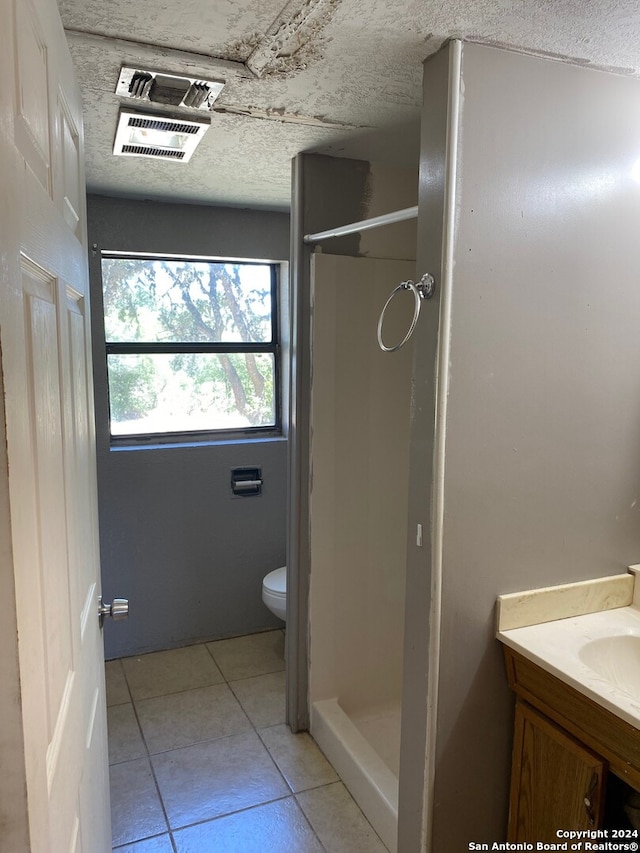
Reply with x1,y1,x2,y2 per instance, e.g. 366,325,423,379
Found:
503,646,640,839
496,571,640,841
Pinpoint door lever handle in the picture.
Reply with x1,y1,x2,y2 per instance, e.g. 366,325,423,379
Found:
99,595,129,628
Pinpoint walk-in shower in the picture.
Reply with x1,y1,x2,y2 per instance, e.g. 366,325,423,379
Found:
305,242,418,852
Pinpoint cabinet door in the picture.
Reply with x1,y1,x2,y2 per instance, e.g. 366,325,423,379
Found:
509,700,606,842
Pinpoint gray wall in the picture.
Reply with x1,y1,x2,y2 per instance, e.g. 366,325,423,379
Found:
428,43,640,848
87,195,290,659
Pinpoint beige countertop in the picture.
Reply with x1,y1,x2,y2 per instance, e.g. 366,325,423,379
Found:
496,566,640,729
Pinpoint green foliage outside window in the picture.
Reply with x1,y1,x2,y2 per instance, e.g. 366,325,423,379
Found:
102,256,278,437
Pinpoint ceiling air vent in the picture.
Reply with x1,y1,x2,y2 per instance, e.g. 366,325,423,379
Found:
116,67,225,112
113,111,210,163
121,145,186,160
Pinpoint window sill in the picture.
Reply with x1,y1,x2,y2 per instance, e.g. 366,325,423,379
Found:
109,433,287,452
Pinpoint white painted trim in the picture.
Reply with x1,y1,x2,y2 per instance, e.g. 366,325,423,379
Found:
46,670,75,793
423,38,463,853
80,581,96,641
85,686,99,751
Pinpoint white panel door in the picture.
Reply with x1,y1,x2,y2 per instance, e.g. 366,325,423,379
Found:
0,0,111,850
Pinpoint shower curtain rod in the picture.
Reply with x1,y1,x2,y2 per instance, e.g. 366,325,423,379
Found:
303,205,418,244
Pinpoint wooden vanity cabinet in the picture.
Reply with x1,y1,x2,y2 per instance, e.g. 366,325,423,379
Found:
503,646,640,841
509,700,606,840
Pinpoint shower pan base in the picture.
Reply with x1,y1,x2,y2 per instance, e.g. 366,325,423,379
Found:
311,698,399,852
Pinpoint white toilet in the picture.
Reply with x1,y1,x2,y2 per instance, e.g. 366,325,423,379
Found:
262,566,286,622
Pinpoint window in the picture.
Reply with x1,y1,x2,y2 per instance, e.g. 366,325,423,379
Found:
101,254,280,441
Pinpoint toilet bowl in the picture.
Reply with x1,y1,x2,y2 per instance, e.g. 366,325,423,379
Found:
262,566,286,622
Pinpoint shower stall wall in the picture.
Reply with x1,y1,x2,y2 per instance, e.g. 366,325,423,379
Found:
294,37,640,852
308,252,415,852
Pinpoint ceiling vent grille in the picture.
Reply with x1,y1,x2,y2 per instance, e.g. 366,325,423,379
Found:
121,145,186,160
116,67,225,112
127,117,201,135
113,111,210,163
128,72,153,98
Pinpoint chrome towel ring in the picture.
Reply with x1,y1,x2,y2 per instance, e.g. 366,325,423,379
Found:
377,273,436,352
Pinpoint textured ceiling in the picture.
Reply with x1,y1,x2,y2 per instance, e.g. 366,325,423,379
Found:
57,0,640,211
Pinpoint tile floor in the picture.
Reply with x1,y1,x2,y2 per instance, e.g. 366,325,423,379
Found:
106,630,389,852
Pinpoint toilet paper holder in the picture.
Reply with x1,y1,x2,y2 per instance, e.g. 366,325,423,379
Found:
231,466,263,496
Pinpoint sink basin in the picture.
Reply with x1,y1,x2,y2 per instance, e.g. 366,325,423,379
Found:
497,604,640,728
579,634,640,698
